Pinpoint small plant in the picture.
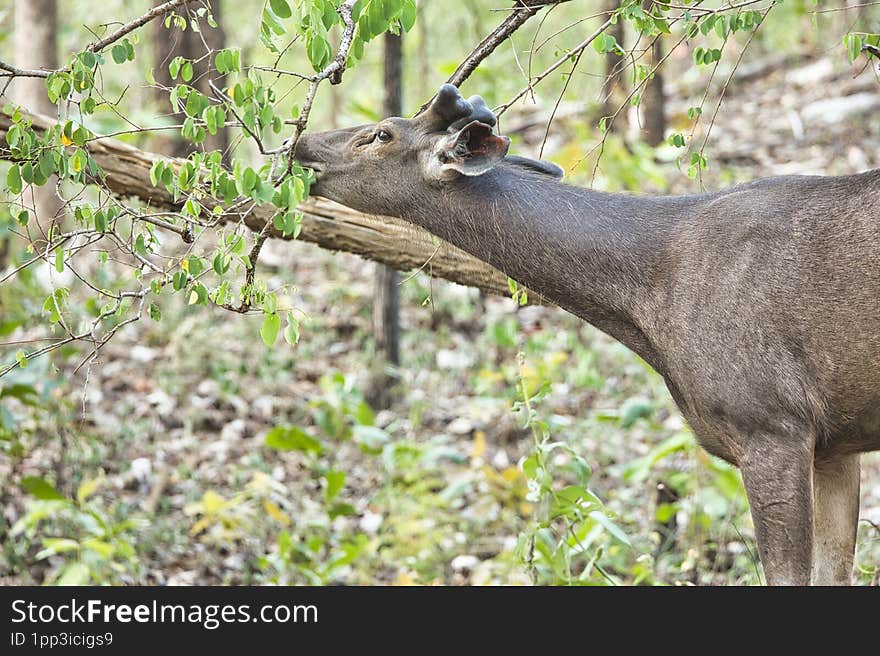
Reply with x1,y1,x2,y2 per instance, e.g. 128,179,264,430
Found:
514,353,630,585
9,474,142,585
256,373,380,583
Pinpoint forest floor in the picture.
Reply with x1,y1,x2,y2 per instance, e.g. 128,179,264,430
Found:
3,52,880,586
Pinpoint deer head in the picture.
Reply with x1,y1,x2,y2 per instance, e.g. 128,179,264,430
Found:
292,84,562,216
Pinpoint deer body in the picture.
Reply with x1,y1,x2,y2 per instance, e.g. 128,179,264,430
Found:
293,84,878,585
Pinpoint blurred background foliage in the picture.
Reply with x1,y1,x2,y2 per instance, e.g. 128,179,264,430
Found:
1,0,879,585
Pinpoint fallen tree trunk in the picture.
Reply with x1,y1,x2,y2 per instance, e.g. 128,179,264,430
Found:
0,111,526,299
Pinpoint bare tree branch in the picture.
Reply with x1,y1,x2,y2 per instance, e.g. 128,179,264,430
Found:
496,16,614,115
0,61,52,79
446,0,574,89
88,0,192,54
0,0,192,79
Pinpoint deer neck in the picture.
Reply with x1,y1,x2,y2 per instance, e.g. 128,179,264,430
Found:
403,166,681,370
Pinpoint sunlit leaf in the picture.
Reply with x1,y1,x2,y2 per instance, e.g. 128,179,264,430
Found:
22,476,65,501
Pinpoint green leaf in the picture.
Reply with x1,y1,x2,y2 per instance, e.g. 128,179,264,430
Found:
93,209,108,232
204,106,217,135
354,400,375,427
261,311,281,345
213,252,230,275
522,454,539,478
269,0,292,19
6,164,22,195
283,313,300,345
79,50,97,69
38,151,55,177
215,49,239,74
70,148,87,174
714,15,728,40
111,43,128,64
324,470,345,503
150,160,163,187
188,283,208,306
668,133,686,148
622,433,692,482
0,384,38,404
173,270,188,290
76,475,104,504
55,562,90,585
368,0,387,36
186,256,205,276
326,502,356,519
20,162,34,185
36,538,80,560
184,90,210,117
619,396,653,428
242,167,258,193
181,61,194,82
43,288,69,323
846,33,863,62
54,249,64,273
264,426,323,453
351,36,365,61
589,510,631,546
353,425,390,454
82,538,115,559
22,476,65,501
306,34,331,71
400,0,417,32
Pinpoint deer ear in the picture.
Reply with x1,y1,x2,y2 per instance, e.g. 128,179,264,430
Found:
503,155,564,180
433,120,510,180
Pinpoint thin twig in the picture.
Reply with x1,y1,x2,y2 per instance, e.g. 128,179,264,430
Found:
538,44,584,158
0,62,52,79
446,1,570,89
88,0,191,53
696,3,775,187
399,240,443,285
283,0,359,174
496,16,615,116
0,0,191,79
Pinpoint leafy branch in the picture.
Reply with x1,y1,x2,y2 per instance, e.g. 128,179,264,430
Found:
0,0,192,80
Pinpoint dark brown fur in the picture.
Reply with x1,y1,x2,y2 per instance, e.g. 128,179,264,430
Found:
293,86,878,585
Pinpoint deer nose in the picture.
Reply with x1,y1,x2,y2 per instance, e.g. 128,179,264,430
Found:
282,134,321,172
289,135,319,169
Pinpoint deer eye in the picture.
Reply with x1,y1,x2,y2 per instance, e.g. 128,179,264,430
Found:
376,129,393,143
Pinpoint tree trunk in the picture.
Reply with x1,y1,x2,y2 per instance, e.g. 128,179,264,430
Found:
0,110,532,302
152,0,229,160
369,32,404,410
9,0,61,257
641,1,666,147
598,0,626,130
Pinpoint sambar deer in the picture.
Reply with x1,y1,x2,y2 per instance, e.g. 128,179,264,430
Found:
292,83,879,585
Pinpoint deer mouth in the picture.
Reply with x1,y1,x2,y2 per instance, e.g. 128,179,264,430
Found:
299,163,323,178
